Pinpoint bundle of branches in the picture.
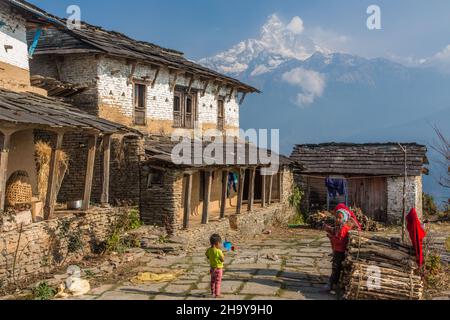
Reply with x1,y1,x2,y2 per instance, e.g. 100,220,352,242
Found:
350,207,382,232
342,231,424,300
35,141,69,202
307,211,334,229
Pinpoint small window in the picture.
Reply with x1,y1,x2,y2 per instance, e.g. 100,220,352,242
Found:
173,87,197,129
147,170,164,188
133,83,147,126
217,98,225,131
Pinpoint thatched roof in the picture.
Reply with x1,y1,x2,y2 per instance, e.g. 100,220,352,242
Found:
290,143,428,176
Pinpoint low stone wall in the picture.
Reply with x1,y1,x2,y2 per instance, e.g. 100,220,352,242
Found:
177,203,295,248
0,207,125,286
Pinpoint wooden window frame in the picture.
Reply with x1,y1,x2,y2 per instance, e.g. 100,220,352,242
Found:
133,81,147,126
173,86,198,129
147,169,164,188
217,96,225,131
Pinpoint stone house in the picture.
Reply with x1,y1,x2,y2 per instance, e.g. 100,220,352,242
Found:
0,0,143,282
290,143,428,224
19,1,296,233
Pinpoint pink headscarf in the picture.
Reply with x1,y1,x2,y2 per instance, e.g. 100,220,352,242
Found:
334,204,362,231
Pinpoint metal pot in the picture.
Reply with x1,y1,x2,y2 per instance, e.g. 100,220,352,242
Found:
67,200,83,210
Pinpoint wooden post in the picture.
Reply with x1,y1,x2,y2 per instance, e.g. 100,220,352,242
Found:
236,168,245,214
82,134,98,211
268,174,274,205
261,173,266,208
278,172,283,202
0,132,12,213
202,170,213,225
44,132,64,220
247,168,256,211
183,173,193,229
220,170,228,219
101,134,112,205
398,143,408,244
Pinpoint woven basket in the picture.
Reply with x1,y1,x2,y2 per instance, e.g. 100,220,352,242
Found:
6,171,33,206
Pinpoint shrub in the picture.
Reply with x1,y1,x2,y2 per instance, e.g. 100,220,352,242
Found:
33,282,56,300
288,187,306,225
423,193,439,217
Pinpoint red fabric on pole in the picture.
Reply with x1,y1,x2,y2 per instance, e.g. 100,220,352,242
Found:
334,204,362,231
406,208,426,268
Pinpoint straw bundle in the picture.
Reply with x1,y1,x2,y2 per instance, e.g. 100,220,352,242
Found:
35,141,69,201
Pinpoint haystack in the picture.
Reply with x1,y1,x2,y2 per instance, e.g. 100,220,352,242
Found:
35,141,69,201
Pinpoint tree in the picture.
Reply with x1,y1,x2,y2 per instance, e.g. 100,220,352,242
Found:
431,125,450,207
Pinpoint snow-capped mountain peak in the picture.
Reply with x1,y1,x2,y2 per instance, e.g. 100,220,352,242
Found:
199,14,329,77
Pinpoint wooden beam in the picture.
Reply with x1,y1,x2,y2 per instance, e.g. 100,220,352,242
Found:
127,61,138,85
0,132,12,213
201,170,213,225
261,173,266,208
183,173,193,229
227,87,235,103
170,71,181,92
247,168,256,212
236,168,246,214
239,92,248,105
101,134,111,205
82,134,98,211
187,74,195,94
44,132,64,220
201,79,211,97
220,170,228,219
215,82,223,100
268,174,274,205
151,66,161,88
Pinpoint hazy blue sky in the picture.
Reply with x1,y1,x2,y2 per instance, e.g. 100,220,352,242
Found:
29,0,450,61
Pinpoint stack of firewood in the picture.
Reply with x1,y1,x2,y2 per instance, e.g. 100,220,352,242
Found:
342,231,424,300
307,211,334,229
351,207,382,232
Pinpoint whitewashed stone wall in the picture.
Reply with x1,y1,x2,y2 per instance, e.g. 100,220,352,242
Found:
387,176,423,223
0,2,29,70
97,56,240,130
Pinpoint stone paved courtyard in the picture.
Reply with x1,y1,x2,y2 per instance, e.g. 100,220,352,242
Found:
70,228,337,300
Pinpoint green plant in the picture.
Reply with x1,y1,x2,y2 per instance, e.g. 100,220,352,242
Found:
445,237,450,253
127,209,143,231
158,235,168,244
105,208,143,253
33,282,56,300
423,193,439,217
288,187,306,225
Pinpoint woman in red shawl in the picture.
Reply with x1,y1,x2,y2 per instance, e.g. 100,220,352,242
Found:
334,204,362,231
322,204,362,294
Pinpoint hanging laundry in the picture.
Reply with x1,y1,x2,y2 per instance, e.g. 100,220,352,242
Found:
406,208,427,268
325,178,346,198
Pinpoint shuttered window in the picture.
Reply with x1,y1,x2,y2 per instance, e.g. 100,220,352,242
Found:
173,87,197,129
133,83,147,126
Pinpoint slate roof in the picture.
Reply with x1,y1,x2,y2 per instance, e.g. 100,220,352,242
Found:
290,143,428,176
0,88,140,134
8,0,259,93
144,135,292,170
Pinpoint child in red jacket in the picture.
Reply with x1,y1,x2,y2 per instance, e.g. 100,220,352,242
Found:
323,209,352,294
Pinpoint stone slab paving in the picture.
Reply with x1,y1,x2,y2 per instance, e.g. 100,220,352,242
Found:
74,229,337,300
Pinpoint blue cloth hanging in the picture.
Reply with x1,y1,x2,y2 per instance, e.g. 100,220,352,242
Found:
325,178,346,198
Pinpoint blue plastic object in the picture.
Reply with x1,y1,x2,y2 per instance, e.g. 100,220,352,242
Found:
223,241,232,251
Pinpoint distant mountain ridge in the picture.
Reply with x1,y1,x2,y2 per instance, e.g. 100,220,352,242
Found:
199,14,450,204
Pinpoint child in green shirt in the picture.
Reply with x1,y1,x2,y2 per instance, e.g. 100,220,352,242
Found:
205,234,225,298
